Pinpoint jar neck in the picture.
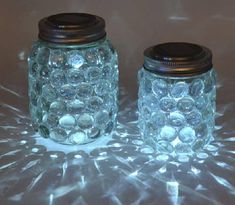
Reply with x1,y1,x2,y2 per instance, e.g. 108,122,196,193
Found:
37,37,106,49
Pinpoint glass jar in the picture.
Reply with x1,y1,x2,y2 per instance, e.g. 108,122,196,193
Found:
28,13,118,145
138,42,216,155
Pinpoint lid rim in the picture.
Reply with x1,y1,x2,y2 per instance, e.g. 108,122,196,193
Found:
143,42,213,76
38,13,106,44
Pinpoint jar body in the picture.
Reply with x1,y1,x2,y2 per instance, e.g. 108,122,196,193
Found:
138,68,216,154
28,38,118,145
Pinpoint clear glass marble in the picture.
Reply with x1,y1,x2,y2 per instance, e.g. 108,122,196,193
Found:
28,38,118,145
138,68,216,154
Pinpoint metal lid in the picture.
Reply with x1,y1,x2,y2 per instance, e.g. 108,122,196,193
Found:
38,13,106,44
143,42,213,76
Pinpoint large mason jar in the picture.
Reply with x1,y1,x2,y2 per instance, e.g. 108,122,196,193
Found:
28,13,119,145
138,42,216,155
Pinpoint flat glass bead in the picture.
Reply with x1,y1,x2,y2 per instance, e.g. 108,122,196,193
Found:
179,127,196,143
76,83,93,98
38,124,50,138
42,85,57,101
67,50,84,68
152,79,168,97
68,130,87,144
168,112,185,127
50,128,67,142
87,96,103,111
87,66,102,81
95,110,109,127
160,126,176,141
95,79,111,96
170,82,188,98
59,114,76,129
190,79,204,97
59,84,76,100
88,127,100,139
67,99,85,114
49,50,65,67
186,110,202,126
50,70,66,87
177,97,194,113
49,101,66,115
150,112,166,127
77,113,94,129
98,47,111,63
36,47,50,65
67,69,85,85
85,49,99,65
159,97,176,112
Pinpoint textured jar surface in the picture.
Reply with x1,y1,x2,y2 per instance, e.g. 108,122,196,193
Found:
28,38,118,145
138,68,216,154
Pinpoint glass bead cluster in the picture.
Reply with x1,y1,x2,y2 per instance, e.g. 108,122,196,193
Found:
28,39,118,145
138,68,216,155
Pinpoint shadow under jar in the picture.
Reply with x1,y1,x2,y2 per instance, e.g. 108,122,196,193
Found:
28,13,119,145
138,42,216,155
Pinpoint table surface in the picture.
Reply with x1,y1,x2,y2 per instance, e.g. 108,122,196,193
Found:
1,1,235,205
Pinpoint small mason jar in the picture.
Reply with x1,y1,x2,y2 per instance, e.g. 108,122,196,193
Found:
28,13,119,145
138,42,216,155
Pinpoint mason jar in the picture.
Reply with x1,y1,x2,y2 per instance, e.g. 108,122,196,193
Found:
28,13,119,145
138,42,216,155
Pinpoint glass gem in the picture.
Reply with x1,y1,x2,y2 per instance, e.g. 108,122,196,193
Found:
67,51,84,68
179,127,196,143
98,47,111,63
38,124,50,138
59,114,76,128
59,84,76,100
95,110,109,126
177,97,194,113
39,65,50,79
87,96,103,111
186,110,202,126
160,126,176,141
67,69,85,86
50,128,67,142
49,50,65,67
67,99,85,114
76,83,93,98
95,80,111,96
36,47,50,65
168,112,185,127
190,79,204,97
85,49,99,65
42,113,58,128
150,112,166,127
88,127,100,139
152,79,168,97
159,97,176,112
49,101,66,115
50,70,66,87
87,66,102,81
42,85,57,101
170,82,188,98
195,95,208,110
195,123,208,138
69,130,87,144
77,113,94,129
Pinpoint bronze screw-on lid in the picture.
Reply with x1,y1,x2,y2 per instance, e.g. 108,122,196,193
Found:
38,13,106,44
144,42,213,76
